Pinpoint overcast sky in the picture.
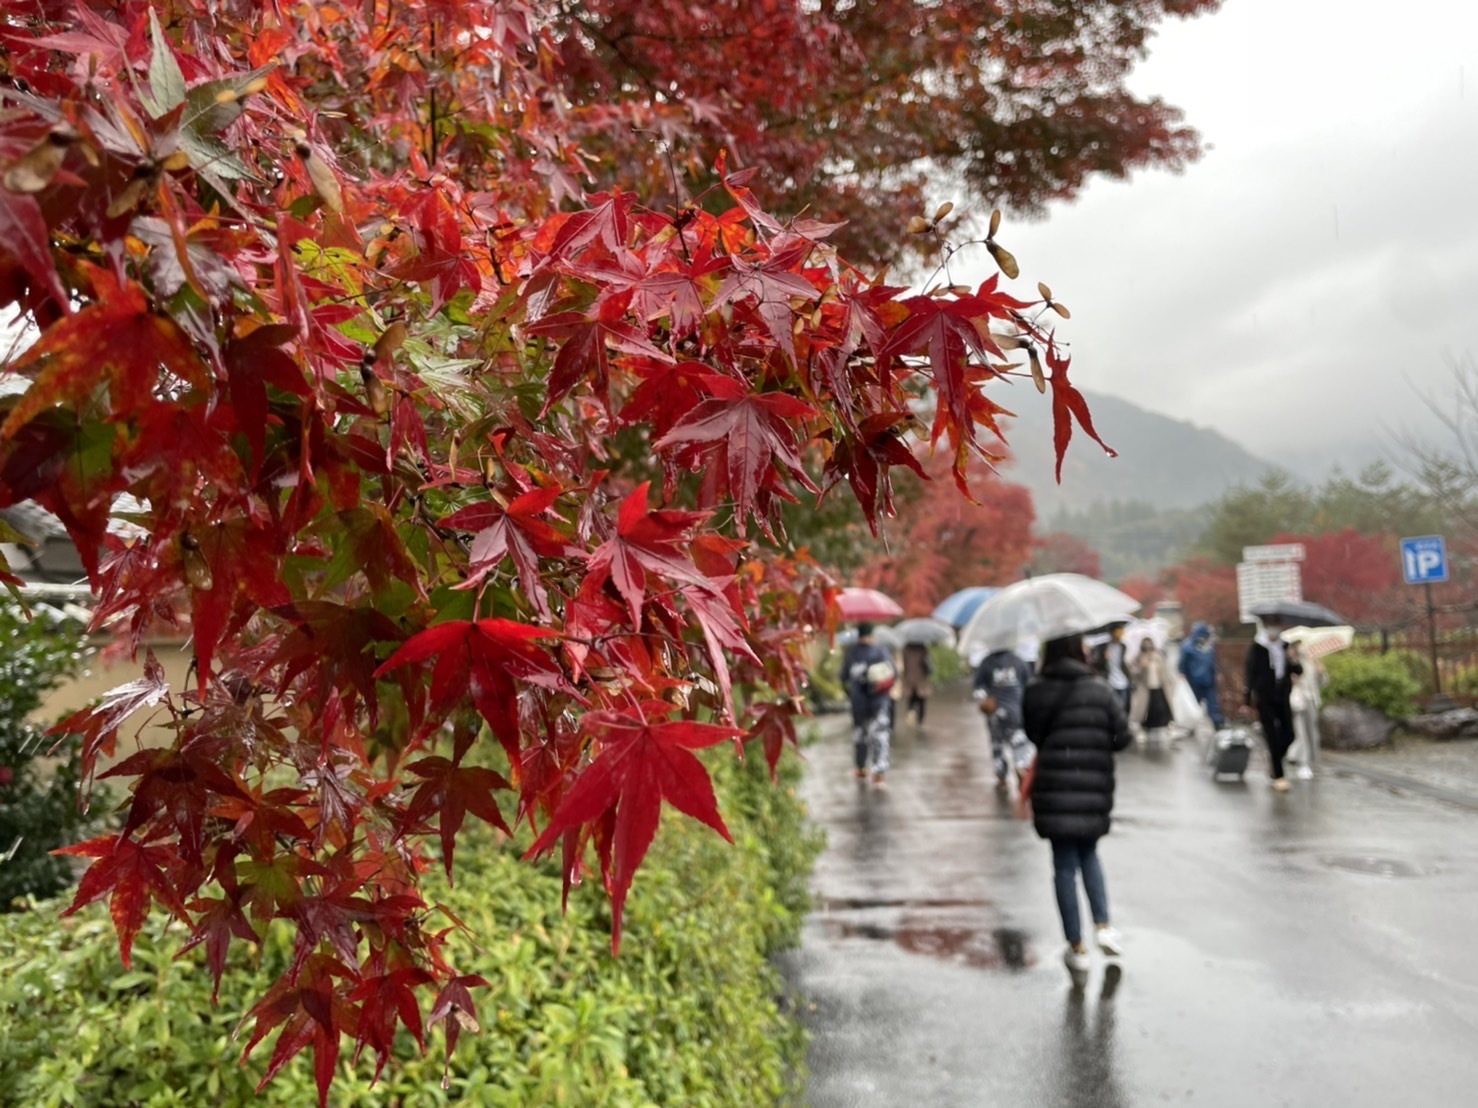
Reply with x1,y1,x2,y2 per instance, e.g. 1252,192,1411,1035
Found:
961,0,1478,481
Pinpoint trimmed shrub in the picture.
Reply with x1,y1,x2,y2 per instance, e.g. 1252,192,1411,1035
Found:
0,604,105,908
1324,651,1421,720
0,749,822,1107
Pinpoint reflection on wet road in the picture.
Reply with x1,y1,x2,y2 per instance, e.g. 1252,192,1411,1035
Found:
780,687,1478,1107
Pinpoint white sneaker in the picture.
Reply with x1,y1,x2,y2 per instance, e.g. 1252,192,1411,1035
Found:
1095,926,1123,957
1064,945,1090,989
1296,765,1314,780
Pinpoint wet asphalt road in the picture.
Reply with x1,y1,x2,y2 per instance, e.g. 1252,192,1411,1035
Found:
780,687,1478,1107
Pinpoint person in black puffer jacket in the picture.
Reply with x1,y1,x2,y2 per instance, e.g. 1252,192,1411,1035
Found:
1023,632,1132,987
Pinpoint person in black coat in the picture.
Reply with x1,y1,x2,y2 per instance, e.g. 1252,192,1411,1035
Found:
841,623,895,786
1243,617,1303,792
1023,633,1132,986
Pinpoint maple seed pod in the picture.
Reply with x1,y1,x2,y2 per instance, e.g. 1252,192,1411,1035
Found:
360,366,391,417
933,201,954,223
1052,301,1072,320
372,320,407,363
1037,282,1053,301
295,142,343,213
1028,346,1047,394
989,208,1002,237
180,532,214,591
906,215,930,234
3,127,75,194
105,164,159,219
987,240,1020,280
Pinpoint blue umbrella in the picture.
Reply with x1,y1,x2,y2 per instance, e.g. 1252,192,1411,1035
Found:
931,586,999,629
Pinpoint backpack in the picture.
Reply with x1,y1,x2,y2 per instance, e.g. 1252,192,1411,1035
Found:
865,659,897,695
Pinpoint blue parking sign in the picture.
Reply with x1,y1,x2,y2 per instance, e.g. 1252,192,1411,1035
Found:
1401,535,1448,584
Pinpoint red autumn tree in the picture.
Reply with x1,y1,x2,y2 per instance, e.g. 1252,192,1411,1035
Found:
0,2,1113,1101
555,0,1223,265
854,450,1036,614
1117,573,1166,612
1267,529,1401,628
1032,530,1103,579
1162,557,1240,630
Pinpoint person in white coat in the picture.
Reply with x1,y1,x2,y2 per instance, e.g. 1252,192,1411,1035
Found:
1285,642,1327,779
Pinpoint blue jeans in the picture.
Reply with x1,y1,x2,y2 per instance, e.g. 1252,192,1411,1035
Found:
1191,679,1224,728
1052,838,1110,947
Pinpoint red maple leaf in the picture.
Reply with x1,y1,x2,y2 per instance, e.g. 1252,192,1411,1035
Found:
239,953,357,1108
427,973,490,1086
745,700,801,781
710,252,819,365
584,482,716,630
1045,337,1115,482
1,267,207,440
525,708,743,950
526,291,675,413
56,834,194,968
49,651,172,789
178,890,261,1003
374,619,569,757
400,755,512,878
654,378,820,536
350,966,434,1082
440,484,573,613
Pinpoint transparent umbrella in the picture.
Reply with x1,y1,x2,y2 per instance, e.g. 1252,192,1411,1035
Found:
836,625,904,653
958,574,1141,658
893,617,955,646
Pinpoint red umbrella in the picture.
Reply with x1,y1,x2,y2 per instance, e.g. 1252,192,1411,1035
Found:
835,587,904,622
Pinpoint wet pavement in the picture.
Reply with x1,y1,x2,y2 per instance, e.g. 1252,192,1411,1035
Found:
780,687,1478,1107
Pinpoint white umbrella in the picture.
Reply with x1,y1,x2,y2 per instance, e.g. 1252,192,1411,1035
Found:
836,625,904,654
1282,625,1355,658
957,573,1141,658
893,617,955,646
1122,617,1170,660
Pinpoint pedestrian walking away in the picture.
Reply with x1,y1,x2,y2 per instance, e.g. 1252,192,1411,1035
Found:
972,644,1036,788
1023,633,1133,990
1285,641,1327,779
1244,617,1303,792
1090,624,1132,718
1178,621,1225,729
842,622,895,787
899,640,934,725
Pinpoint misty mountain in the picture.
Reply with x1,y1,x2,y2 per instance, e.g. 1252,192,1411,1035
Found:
998,388,1279,514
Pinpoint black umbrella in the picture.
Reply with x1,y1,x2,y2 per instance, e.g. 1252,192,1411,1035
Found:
1250,599,1346,628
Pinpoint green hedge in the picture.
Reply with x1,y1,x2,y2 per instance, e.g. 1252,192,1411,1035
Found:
0,749,823,1107
1324,651,1421,720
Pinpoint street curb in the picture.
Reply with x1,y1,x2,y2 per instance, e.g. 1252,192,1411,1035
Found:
1322,752,1478,812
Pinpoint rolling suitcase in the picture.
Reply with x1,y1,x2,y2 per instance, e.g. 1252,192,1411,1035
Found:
1208,727,1253,781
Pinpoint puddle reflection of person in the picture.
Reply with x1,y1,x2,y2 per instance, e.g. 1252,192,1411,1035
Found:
1048,988,1129,1108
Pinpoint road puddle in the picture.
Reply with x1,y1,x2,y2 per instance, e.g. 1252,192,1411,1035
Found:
825,911,1035,971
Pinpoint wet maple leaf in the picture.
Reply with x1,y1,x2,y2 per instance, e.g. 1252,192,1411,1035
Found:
177,891,261,1003
1044,337,1116,481
56,834,193,968
525,708,743,950
0,268,206,439
239,954,356,1108
745,700,801,780
400,755,512,878
374,619,569,757
654,378,820,536
585,482,715,630
49,651,172,790
440,484,574,613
